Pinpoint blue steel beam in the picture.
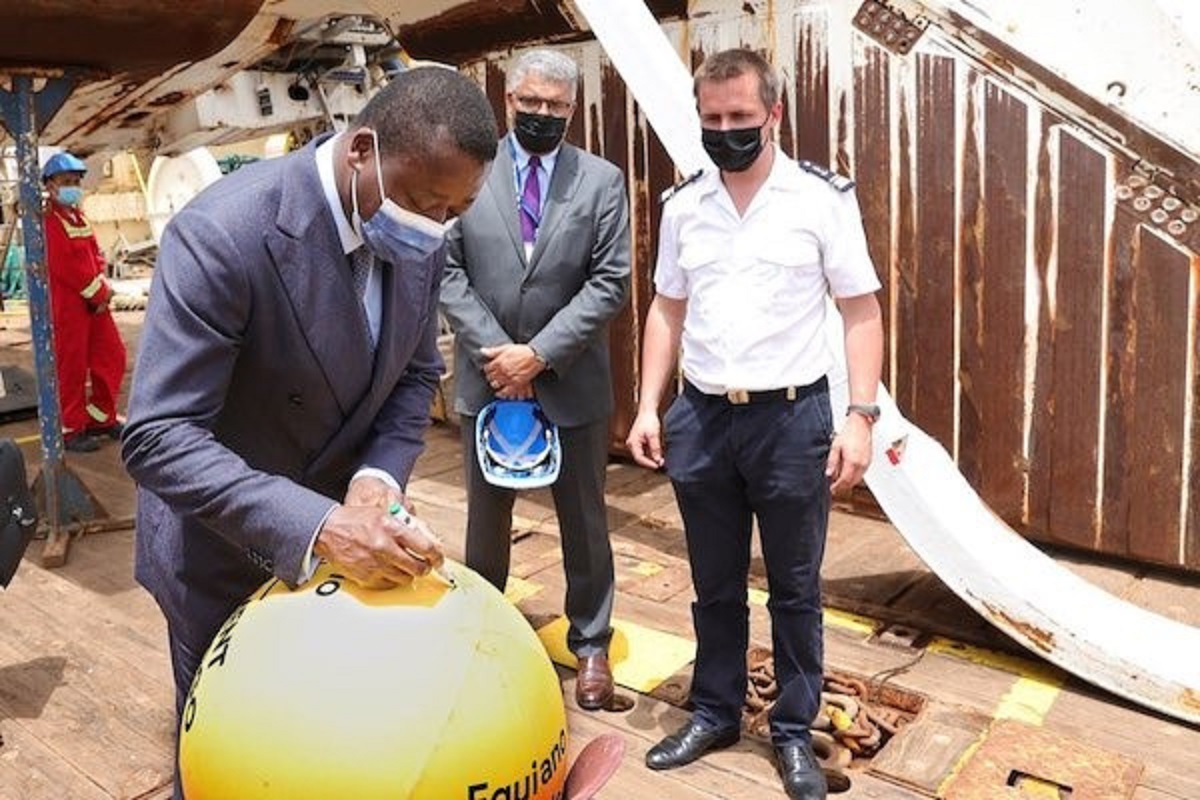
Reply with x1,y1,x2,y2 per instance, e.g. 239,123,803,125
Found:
0,73,98,544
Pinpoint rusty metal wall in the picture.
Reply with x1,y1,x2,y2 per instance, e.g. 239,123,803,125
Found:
463,0,1200,573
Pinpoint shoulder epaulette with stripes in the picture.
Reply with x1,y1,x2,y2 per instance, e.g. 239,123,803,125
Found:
659,169,704,204
798,160,855,192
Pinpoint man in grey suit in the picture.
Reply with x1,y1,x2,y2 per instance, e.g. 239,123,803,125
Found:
121,67,497,795
440,49,631,711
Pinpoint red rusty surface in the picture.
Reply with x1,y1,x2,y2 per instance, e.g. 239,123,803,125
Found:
979,600,1055,653
960,79,1028,522
943,719,1142,799
1191,254,1200,568
399,0,688,64
0,0,264,75
1027,126,1106,552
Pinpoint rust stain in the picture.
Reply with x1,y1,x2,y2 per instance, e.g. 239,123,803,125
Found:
979,600,1055,652
0,0,263,75
397,1,568,64
944,719,1142,799
148,91,187,108
1179,688,1200,712
267,17,295,47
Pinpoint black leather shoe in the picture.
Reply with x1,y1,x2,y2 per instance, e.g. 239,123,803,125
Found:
645,720,739,770
93,421,125,440
64,433,99,453
776,742,827,800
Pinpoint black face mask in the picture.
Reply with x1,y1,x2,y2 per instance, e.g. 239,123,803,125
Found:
513,111,567,154
701,120,767,172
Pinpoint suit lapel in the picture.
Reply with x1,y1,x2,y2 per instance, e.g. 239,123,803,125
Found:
528,145,582,272
266,139,371,416
486,144,525,265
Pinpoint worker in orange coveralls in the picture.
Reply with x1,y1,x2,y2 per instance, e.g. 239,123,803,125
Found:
42,152,127,453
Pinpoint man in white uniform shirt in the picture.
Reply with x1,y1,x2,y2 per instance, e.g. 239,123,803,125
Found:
626,49,884,800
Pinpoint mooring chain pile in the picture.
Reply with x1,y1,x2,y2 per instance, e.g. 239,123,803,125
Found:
743,652,913,774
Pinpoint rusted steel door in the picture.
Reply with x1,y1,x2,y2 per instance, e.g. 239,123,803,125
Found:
461,0,1200,572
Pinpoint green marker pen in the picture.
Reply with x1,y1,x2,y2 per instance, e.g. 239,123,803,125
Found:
388,501,455,588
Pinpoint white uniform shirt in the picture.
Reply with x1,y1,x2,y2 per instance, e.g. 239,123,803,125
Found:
654,146,881,395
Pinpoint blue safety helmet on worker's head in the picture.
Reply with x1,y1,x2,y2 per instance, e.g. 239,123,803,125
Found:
41,152,88,183
475,399,561,489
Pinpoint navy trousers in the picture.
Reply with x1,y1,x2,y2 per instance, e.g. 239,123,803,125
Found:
664,378,832,746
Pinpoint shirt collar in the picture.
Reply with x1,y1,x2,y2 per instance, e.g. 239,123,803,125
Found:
508,132,560,179
316,132,363,255
700,145,795,193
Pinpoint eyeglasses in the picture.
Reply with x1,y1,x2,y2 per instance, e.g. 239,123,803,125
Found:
512,94,574,117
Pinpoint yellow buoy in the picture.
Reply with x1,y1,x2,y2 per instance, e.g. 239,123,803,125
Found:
180,563,568,799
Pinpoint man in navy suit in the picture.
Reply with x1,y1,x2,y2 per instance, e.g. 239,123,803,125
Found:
121,67,497,794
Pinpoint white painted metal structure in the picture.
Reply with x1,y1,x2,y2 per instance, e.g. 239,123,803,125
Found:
927,0,1200,164
573,0,1200,725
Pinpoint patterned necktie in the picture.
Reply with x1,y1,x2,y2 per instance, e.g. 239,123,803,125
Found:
519,155,542,244
350,246,375,353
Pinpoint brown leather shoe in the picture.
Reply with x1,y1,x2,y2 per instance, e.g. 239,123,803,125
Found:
575,653,614,711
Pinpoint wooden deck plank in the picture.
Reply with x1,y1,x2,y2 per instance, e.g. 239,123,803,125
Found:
1118,572,1200,627
2,382,1198,798
1044,685,1200,799
0,720,112,800
0,633,170,798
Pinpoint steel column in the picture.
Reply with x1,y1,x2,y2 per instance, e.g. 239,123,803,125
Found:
0,73,98,563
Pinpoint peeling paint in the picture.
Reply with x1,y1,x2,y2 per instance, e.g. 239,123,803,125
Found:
979,600,1055,652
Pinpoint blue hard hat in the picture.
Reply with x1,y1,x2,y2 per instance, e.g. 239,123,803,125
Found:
41,152,88,182
475,399,561,489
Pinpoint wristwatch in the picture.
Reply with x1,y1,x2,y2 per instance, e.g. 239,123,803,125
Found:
846,403,881,424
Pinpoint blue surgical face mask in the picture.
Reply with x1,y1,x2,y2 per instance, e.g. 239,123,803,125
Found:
351,130,447,263
56,186,84,208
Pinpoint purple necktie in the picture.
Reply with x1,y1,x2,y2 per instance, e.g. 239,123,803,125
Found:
520,155,541,244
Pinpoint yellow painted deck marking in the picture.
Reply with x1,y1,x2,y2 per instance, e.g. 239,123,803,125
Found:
503,576,542,605
929,637,1063,724
628,560,664,577
537,616,696,693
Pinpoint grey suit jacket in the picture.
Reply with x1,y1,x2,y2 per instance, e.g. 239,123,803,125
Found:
441,139,630,428
122,136,444,633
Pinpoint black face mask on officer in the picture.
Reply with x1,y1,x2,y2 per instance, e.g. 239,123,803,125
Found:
514,111,567,154
701,118,768,173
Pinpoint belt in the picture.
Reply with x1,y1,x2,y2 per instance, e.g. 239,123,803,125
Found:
683,376,828,406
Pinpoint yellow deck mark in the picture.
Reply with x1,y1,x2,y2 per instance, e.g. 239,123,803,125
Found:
537,616,696,693
929,637,1063,724
503,575,542,605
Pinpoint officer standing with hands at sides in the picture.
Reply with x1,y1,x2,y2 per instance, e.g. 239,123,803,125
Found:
626,49,884,800
121,67,498,798
441,48,631,712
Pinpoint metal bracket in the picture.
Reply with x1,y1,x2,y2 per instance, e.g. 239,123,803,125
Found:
0,73,78,135
852,0,930,55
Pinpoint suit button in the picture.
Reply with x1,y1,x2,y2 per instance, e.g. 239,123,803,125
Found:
288,393,303,407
